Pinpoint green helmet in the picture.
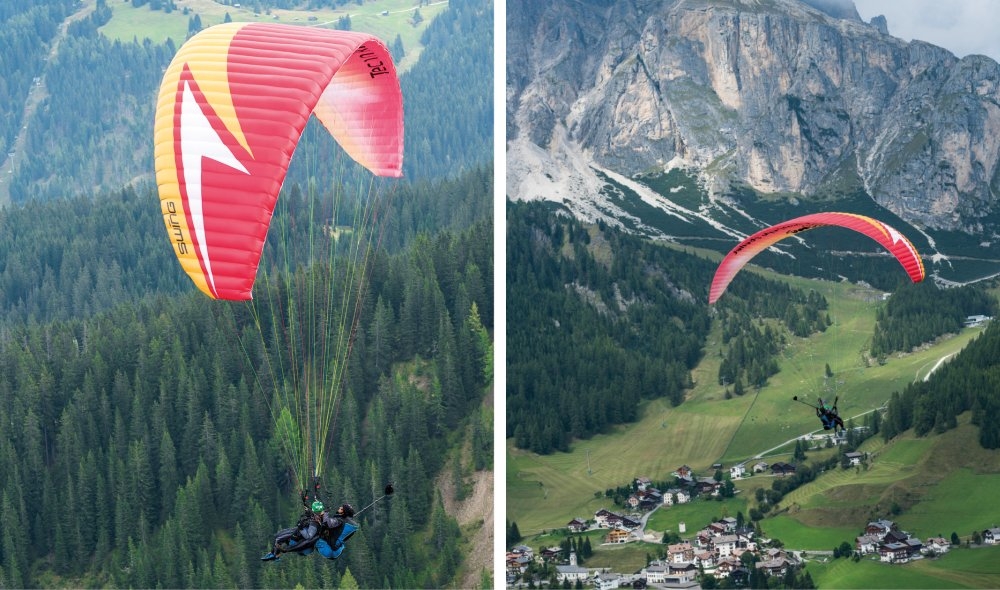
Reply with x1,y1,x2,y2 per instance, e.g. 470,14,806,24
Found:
311,500,325,513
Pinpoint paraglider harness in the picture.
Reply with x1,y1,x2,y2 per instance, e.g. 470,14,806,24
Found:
268,477,349,559
265,479,391,561
792,395,845,434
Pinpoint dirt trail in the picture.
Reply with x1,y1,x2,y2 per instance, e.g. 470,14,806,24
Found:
0,0,96,204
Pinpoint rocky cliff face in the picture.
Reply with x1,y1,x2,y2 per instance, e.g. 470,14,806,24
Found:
507,0,1000,233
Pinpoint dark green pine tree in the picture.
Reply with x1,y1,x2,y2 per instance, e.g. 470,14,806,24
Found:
1,488,26,589
158,428,179,521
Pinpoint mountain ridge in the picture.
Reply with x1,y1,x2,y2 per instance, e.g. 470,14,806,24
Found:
506,0,1000,242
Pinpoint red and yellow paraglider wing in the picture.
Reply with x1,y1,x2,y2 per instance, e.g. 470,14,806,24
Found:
154,23,403,300
708,212,925,304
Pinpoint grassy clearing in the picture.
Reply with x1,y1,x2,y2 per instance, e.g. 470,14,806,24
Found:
718,280,985,463
99,0,447,71
507,394,746,534
761,514,857,550
582,542,661,573
645,497,748,535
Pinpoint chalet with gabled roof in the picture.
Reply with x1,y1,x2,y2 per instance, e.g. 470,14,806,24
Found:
755,556,794,576
567,517,587,533
506,552,530,576
606,528,630,544
984,527,1000,544
695,550,715,568
663,488,690,505
667,562,698,582
856,534,880,554
696,477,722,495
510,544,533,558
844,451,863,466
696,529,713,548
866,519,897,539
641,562,669,584
925,537,950,553
594,508,640,530
627,488,663,510
712,534,740,558
714,557,743,578
595,572,622,590
770,462,796,476
879,542,910,563
666,542,694,563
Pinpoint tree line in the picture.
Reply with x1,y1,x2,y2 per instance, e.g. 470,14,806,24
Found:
506,202,713,454
870,280,997,359
881,314,1000,448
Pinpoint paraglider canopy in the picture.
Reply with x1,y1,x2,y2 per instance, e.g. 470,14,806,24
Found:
709,212,925,304
154,22,404,301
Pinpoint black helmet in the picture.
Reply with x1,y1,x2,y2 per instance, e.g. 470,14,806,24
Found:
339,503,355,517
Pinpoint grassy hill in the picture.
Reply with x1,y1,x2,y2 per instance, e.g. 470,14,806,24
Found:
507,271,1000,586
770,418,1000,545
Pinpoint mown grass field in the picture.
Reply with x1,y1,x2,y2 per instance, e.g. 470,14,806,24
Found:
644,496,748,535
97,0,447,70
807,548,1000,589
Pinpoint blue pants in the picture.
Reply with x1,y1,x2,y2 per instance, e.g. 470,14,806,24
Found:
286,538,344,560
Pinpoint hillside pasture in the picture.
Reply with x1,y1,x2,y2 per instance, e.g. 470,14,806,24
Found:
507,394,746,534
764,420,1000,551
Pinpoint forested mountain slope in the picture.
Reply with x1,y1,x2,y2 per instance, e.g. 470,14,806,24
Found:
0,202,493,588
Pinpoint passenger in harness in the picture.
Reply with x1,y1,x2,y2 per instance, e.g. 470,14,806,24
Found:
261,500,358,561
